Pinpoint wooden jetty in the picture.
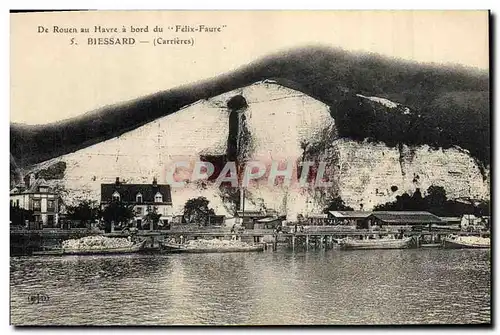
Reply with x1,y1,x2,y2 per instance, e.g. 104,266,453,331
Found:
103,227,489,252
11,226,490,255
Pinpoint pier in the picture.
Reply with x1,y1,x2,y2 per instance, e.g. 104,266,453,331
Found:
103,227,490,251
10,226,489,255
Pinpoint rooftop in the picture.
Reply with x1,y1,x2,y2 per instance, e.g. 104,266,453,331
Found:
439,217,462,222
256,217,281,223
236,210,267,218
368,211,444,224
101,179,172,204
329,211,373,219
307,213,328,219
10,178,56,195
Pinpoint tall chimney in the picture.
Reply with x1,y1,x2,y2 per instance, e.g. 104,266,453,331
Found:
115,177,120,185
29,174,36,188
152,177,158,187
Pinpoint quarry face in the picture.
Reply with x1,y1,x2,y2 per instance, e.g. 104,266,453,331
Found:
26,81,490,218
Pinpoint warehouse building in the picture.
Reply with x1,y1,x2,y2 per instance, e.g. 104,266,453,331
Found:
364,211,444,230
328,211,373,227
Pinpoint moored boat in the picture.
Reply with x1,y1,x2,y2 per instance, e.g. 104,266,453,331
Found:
33,239,146,256
419,243,442,248
442,235,490,249
339,236,413,250
160,239,264,254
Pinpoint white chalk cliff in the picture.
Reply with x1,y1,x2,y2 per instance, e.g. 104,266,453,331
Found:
26,80,490,218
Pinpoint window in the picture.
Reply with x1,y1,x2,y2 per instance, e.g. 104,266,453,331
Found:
136,207,143,215
112,191,120,202
47,200,55,211
136,193,143,204
154,192,163,203
33,200,41,211
16,199,19,207
47,215,55,227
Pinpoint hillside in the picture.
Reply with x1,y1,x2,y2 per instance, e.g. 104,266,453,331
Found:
15,80,488,218
10,46,489,170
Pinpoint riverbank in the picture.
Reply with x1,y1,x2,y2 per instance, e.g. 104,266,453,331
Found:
10,227,490,255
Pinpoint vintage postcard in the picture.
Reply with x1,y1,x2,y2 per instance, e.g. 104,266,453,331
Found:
10,10,490,326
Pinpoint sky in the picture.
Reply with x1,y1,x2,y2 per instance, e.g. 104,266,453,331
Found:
10,10,489,125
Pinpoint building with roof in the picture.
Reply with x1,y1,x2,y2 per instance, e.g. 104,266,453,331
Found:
10,177,62,227
460,214,488,230
235,208,284,229
100,177,173,229
328,211,373,226
434,217,462,230
305,213,329,226
254,216,282,229
366,211,444,229
236,209,267,229
207,214,226,225
438,217,462,225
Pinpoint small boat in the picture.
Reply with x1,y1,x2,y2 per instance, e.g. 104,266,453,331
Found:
339,236,413,250
32,240,147,256
160,242,264,254
442,235,490,249
419,243,442,248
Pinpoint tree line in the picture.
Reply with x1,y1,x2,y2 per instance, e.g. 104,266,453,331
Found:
322,185,490,217
373,185,490,217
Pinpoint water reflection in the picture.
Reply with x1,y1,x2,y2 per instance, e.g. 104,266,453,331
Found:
11,249,490,325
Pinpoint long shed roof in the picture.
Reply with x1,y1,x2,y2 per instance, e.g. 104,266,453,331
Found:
236,210,266,218
368,211,443,224
329,211,373,219
256,217,281,223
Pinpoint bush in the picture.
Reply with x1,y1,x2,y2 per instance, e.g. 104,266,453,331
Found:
323,196,354,213
183,197,215,226
10,205,34,226
374,185,490,217
36,161,67,180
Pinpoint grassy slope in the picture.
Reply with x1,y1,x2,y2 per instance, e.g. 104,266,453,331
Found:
10,46,489,168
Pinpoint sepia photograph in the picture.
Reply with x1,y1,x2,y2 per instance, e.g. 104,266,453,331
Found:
9,10,491,326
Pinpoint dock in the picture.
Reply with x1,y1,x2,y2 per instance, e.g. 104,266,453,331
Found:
104,227,489,251
11,227,489,254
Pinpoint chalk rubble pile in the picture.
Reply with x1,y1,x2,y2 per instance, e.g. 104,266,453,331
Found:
185,238,253,249
456,236,490,246
62,236,134,250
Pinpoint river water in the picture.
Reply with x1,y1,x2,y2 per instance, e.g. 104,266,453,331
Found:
10,248,490,325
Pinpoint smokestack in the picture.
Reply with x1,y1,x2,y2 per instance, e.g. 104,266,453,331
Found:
29,174,36,188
